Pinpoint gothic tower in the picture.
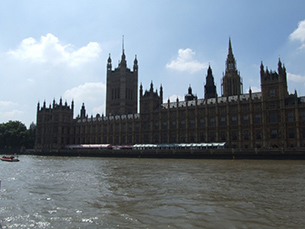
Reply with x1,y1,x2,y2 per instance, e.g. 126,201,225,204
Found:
204,65,217,99
260,59,288,100
221,38,243,96
140,82,162,114
35,99,74,150
260,59,289,148
106,42,138,116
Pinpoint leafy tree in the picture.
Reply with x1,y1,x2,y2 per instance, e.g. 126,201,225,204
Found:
0,120,36,149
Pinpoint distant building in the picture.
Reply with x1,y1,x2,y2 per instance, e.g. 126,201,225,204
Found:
35,39,305,150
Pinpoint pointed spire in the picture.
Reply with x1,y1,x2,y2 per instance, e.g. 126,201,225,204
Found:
119,35,126,68
278,58,282,74
107,53,112,70
188,84,192,94
228,37,232,54
80,103,86,118
260,61,265,76
207,65,213,76
122,35,124,53
226,37,236,71
222,37,242,96
133,54,138,72
160,84,163,104
205,65,216,99
108,53,111,63
140,83,143,96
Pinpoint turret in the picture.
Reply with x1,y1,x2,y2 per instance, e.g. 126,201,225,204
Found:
185,85,197,102
133,55,138,72
80,103,86,118
260,60,289,99
140,83,143,97
260,61,264,76
119,50,127,68
107,54,112,71
204,65,217,99
140,82,162,114
160,84,163,104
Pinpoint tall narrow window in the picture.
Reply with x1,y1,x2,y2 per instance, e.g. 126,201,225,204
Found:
287,111,294,123
269,88,275,97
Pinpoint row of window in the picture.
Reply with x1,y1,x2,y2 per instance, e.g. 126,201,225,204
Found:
39,109,305,136
71,112,302,133
169,103,262,116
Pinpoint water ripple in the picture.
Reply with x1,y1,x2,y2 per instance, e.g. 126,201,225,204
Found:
0,157,305,228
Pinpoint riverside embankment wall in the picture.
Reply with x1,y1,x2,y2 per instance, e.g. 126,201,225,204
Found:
21,148,305,159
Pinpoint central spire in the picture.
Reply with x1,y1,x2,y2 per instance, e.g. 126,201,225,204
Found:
221,37,243,96
226,37,237,72
122,35,125,54
120,35,126,68
228,37,233,57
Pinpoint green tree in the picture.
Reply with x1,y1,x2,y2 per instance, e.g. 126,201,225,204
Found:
0,120,35,149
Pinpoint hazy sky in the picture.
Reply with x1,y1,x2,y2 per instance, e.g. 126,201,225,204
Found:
1,0,305,127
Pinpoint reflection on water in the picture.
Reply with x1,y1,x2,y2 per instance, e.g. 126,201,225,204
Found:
0,156,305,228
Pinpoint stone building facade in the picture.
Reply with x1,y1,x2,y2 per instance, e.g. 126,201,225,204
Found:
35,39,305,150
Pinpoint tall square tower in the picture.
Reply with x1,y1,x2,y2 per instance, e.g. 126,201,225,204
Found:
106,49,138,116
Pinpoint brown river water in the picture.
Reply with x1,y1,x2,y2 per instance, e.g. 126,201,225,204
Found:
0,156,304,228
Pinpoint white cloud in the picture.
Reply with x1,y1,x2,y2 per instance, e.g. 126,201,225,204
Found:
0,109,24,120
0,101,23,122
0,101,17,107
1,34,104,126
7,33,102,67
64,82,106,102
63,82,106,116
287,72,305,83
166,48,208,73
92,105,105,116
289,20,305,49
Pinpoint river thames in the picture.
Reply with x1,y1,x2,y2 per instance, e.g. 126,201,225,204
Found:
0,156,304,228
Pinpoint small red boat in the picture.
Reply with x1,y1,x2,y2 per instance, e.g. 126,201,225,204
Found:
1,156,20,162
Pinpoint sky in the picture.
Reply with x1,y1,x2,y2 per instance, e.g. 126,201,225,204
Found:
1,0,305,128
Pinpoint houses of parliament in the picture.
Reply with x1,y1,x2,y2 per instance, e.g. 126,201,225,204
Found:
35,39,305,150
